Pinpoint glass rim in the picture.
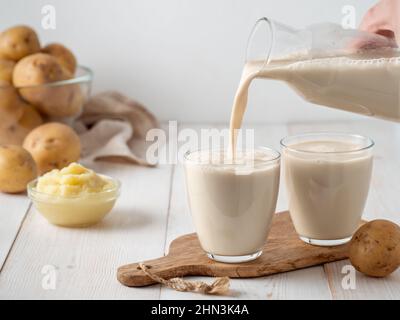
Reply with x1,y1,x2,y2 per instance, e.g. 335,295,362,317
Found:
280,132,375,154
27,174,121,200
0,65,93,89
246,17,274,67
183,146,281,167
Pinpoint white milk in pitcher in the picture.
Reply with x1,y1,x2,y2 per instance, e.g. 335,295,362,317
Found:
230,52,400,153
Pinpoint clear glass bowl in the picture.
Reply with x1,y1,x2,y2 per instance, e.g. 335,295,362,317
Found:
0,65,93,125
27,174,120,228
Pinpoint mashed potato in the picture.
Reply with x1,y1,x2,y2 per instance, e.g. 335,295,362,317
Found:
36,162,114,196
30,163,119,227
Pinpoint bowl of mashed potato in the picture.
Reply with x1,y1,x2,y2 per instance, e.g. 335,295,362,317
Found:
28,162,120,227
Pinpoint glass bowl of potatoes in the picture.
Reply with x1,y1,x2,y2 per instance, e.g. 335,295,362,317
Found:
0,25,93,146
0,65,93,145
14,64,93,119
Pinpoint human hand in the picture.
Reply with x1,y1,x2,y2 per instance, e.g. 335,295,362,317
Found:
360,0,400,45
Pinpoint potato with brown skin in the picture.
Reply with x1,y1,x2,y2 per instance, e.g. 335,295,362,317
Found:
0,81,25,126
0,26,40,61
349,220,400,277
23,122,81,174
13,53,83,117
13,53,70,85
0,145,37,193
0,103,43,145
19,83,83,118
18,104,43,130
42,43,77,74
0,59,15,83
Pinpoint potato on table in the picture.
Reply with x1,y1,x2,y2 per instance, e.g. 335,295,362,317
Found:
42,43,77,74
0,144,37,193
0,25,40,61
349,219,400,277
23,122,81,174
13,53,83,117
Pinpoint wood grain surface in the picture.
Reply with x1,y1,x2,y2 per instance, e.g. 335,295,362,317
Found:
118,211,351,287
2,121,400,299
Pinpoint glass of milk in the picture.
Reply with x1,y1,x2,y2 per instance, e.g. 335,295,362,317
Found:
281,133,374,246
184,147,280,263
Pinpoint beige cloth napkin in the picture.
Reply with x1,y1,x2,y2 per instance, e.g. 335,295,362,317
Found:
74,91,159,166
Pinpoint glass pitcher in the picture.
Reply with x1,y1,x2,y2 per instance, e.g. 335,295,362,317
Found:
246,18,400,121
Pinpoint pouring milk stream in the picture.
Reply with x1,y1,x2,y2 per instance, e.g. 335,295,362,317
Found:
229,18,400,157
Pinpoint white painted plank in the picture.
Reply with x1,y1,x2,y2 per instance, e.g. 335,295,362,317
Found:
0,194,31,270
289,119,400,299
161,123,332,300
324,260,400,300
0,158,173,299
1,120,398,299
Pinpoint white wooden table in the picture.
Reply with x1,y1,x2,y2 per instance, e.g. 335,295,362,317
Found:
1,120,399,300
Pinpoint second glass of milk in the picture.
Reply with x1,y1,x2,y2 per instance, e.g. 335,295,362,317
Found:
184,147,280,263
281,133,374,246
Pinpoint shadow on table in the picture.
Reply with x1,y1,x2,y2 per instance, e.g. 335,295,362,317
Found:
90,208,153,231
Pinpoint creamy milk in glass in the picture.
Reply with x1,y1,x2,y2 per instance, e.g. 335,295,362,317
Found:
281,133,374,246
227,54,382,245
184,149,280,262
188,26,391,257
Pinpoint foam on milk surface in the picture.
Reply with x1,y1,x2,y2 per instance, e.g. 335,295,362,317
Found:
288,141,360,153
186,150,278,174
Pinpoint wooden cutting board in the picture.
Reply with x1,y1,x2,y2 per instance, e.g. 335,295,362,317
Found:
117,211,352,287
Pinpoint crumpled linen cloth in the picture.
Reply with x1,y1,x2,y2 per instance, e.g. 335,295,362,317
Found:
74,91,159,166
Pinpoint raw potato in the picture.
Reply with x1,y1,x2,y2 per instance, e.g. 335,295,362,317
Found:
0,59,15,83
0,104,43,145
13,53,83,117
23,122,81,174
20,83,83,118
349,220,400,277
42,43,77,74
0,144,37,193
0,25,40,61
0,81,25,127
18,104,43,131
13,53,70,85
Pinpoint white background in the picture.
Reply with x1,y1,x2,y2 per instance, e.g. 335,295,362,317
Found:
0,0,378,123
